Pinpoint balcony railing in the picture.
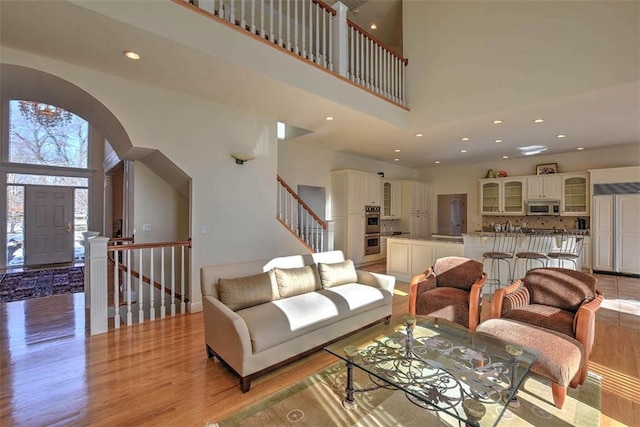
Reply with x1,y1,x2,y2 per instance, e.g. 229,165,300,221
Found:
175,0,408,107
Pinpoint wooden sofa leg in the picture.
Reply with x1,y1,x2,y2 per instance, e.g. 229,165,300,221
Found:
240,377,251,393
206,345,215,359
551,382,567,409
384,315,391,325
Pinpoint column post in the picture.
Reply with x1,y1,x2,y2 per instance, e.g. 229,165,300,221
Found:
331,1,349,78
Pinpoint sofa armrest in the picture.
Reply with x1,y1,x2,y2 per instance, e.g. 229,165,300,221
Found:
202,295,253,373
490,279,529,319
408,269,436,316
356,270,396,293
468,272,488,331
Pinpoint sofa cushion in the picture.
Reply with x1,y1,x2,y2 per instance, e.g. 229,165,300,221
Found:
237,283,392,353
274,265,321,298
318,260,358,288
217,270,278,311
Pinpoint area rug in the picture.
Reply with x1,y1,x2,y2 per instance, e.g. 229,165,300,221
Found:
215,362,601,426
0,267,84,303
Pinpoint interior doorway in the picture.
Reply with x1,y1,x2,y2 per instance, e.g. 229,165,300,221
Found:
437,194,467,236
24,185,74,266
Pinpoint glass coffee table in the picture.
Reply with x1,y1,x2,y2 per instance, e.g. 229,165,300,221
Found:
325,315,538,427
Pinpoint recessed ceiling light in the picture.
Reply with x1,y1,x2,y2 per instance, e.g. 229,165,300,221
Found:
394,158,400,162
460,149,467,153
502,155,509,159
557,134,567,138
434,160,441,164
370,23,377,30
494,139,502,143
533,118,544,123
461,137,470,141
123,50,141,60
394,149,401,153
415,133,423,137
325,116,334,121
493,120,503,124
577,147,585,151
518,145,548,156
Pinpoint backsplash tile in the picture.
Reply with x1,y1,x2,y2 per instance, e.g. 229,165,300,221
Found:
481,215,589,230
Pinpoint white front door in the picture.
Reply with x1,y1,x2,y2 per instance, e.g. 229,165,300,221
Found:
24,185,74,266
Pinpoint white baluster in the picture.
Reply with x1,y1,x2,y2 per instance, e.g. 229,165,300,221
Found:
269,0,274,42
260,0,265,38
149,248,155,321
218,0,224,19
294,0,298,54
286,0,291,50
322,8,327,68
113,249,120,329
160,247,166,319
315,4,320,65
138,248,144,323
240,0,246,29
401,58,406,105
278,0,283,47
171,247,176,316
250,0,256,33
181,246,186,314
229,0,235,23
301,0,306,58
328,9,333,70
308,1,314,62
349,26,354,80
126,250,132,326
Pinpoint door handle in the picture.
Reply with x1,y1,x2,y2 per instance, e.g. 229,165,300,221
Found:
66,223,72,233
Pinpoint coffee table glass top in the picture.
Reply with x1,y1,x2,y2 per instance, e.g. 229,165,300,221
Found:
325,315,539,427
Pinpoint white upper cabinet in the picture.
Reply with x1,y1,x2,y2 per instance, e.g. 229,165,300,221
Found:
382,179,402,219
561,173,589,216
479,178,525,215
363,173,381,206
527,175,561,199
403,180,432,214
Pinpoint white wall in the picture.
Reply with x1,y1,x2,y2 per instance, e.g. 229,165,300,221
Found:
418,143,640,230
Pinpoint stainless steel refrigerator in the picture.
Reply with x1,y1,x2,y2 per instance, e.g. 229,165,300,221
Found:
592,184,640,275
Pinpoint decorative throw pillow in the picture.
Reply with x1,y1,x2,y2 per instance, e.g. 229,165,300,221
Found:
318,260,358,288
274,265,321,298
218,270,278,311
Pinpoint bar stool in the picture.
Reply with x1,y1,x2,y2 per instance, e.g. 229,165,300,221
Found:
547,231,586,270
482,231,518,293
513,231,554,278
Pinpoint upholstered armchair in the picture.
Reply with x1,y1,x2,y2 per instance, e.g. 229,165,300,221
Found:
409,256,488,331
491,267,603,385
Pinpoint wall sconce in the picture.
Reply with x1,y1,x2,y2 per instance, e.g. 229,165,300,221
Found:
231,153,255,165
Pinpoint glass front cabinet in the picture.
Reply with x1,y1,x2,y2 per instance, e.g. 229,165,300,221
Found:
561,173,589,216
479,178,525,215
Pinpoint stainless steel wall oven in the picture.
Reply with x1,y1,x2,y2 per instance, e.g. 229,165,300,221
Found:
364,206,381,255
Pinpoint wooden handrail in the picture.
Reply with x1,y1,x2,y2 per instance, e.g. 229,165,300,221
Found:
108,239,191,251
108,236,134,244
277,175,327,230
312,0,337,16
347,20,408,65
107,255,189,303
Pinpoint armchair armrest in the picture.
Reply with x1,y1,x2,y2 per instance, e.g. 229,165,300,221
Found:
490,279,529,319
574,288,604,356
468,272,488,331
409,268,436,315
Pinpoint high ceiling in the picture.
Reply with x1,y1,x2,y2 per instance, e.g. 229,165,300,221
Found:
1,0,638,169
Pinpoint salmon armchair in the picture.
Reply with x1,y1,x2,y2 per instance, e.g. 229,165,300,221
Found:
491,267,604,385
409,256,488,331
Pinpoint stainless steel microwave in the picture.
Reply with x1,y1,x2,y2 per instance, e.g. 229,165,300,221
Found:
526,200,561,216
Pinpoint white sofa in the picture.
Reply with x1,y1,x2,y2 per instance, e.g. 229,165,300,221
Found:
200,250,395,392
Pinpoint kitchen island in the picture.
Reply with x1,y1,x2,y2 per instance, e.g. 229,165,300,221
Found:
386,236,464,282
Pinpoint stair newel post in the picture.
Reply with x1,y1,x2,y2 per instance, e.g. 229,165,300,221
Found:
113,248,120,328
88,236,109,335
160,247,166,319
82,231,99,309
126,250,133,325
149,248,155,321
171,247,176,316
180,245,186,314
138,248,144,323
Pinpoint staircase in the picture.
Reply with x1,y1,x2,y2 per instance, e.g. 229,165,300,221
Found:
277,175,328,252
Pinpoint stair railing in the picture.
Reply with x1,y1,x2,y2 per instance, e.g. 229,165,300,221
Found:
277,175,327,252
174,0,408,107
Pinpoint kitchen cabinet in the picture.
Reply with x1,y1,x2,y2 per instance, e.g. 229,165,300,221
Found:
347,213,365,264
561,173,589,216
527,175,561,200
479,178,525,215
401,180,432,238
381,179,402,219
580,236,591,271
364,173,382,206
408,214,430,239
386,237,464,282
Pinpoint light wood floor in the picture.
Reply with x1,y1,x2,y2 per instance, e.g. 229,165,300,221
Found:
0,269,638,426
